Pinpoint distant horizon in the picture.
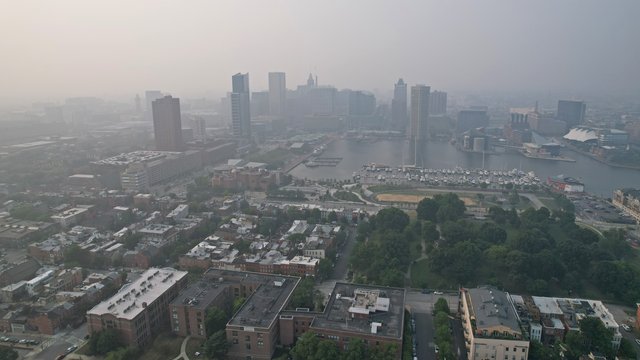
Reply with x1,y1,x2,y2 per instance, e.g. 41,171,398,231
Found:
0,84,635,110
2,1,639,107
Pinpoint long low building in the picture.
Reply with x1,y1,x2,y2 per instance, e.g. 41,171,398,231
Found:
86,268,188,347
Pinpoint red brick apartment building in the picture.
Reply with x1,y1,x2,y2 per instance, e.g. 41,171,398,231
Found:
86,268,187,347
170,269,405,360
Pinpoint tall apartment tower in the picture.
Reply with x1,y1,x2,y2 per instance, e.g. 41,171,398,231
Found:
268,72,286,117
429,90,447,116
557,100,586,128
392,79,408,129
410,85,431,140
231,73,251,138
152,95,183,151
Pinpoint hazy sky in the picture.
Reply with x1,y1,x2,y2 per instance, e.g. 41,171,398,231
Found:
2,0,639,104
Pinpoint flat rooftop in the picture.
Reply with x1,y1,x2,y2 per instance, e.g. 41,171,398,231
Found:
204,269,299,330
170,280,228,311
467,286,521,335
311,282,405,340
93,151,180,166
87,268,187,320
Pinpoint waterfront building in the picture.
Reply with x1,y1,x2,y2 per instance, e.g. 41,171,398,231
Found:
410,85,430,140
557,100,586,128
429,90,447,116
391,79,408,129
457,107,489,133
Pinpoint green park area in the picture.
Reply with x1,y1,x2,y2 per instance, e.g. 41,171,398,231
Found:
349,192,640,306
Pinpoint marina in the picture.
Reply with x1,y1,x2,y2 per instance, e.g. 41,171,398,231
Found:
356,164,541,189
289,138,640,196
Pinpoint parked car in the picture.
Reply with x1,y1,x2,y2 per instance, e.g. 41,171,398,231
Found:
622,324,631,332
433,291,443,295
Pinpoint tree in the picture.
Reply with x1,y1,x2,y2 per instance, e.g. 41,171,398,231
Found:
205,307,228,335
343,338,367,360
317,258,333,281
374,207,409,232
327,210,338,223
91,329,121,355
232,297,246,314
0,347,18,360
291,332,321,360
316,340,340,359
205,330,229,359
417,198,440,222
104,347,141,360
618,338,637,359
529,340,561,360
308,208,322,224
289,278,316,309
579,316,614,358
434,298,449,315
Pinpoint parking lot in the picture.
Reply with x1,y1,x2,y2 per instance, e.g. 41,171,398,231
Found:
571,194,637,224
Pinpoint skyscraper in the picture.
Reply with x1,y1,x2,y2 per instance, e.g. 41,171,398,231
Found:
557,100,586,128
152,95,183,151
145,90,163,121
410,85,431,140
251,91,270,117
392,79,408,129
268,72,286,117
429,90,447,116
231,73,251,138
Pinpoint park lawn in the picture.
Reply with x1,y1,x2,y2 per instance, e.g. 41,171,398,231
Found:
410,259,457,290
138,333,183,360
538,196,561,211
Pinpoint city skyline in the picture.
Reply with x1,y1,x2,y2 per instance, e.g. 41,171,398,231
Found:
2,1,639,105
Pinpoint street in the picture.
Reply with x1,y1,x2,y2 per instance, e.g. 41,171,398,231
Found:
330,225,357,281
406,291,463,360
24,323,87,360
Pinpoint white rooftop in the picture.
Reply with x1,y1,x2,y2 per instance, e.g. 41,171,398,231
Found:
533,296,563,315
87,268,187,320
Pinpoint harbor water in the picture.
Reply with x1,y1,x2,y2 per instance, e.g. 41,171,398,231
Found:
289,139,640,197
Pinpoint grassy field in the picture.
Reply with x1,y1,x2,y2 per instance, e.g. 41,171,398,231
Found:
410,259,457,290
138,333,183,360
185,337,206,359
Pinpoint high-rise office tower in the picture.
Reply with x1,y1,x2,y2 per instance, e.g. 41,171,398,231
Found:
429,90,447,116
145,90,163,121
557,100,586,128
251,91,270,117
152,95,183,151
231,73,251,138
410,85,431,140
392,79,408,129
268,72,286,117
